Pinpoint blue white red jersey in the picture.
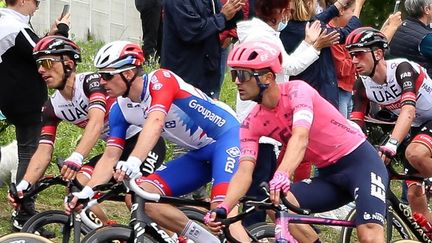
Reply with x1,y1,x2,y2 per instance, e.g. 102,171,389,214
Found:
107,69,240,150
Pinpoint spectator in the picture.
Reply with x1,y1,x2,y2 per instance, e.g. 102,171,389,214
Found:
389,0,432,77
134,0,163,61
328,0,361,118
280,0,364,108
161,0,244,99
0,0,69,233
218,0,250,98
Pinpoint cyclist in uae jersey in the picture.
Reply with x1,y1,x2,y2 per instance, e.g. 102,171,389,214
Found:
206,41,388,243
346,27,432,225
8,36,165,228
65,41,249,243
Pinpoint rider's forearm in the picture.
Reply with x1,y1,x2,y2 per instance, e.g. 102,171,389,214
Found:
279,128,309,177
223,161,254,210
129,111,165,162
73,109,105,157
390,105,415,143
22,144,53,185
86,146,122,188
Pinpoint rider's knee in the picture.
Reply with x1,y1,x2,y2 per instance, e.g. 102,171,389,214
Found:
406,144,430,170
357,223,383,243
407,182,424,198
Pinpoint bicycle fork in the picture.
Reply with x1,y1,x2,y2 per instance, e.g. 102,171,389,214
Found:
275,211,298,243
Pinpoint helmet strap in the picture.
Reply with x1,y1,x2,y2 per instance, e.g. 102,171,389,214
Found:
59,56,71,90
252,74,269,103
368,48,380,78
120,69,139,98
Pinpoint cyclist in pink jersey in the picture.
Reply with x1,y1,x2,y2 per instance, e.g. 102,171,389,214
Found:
205,41,388,243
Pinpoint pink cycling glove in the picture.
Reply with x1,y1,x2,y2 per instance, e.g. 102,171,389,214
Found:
269,171,291,193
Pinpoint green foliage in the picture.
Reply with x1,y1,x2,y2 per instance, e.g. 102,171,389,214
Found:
360,0,404,28
0,0,5,8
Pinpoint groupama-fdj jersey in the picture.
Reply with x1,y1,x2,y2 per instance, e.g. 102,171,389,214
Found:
241,81,388,226
108,69,241,202
351,58,432,127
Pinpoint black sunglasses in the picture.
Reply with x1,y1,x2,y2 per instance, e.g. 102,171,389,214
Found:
349,49,372,59
98,66,136,81
230,69,271,83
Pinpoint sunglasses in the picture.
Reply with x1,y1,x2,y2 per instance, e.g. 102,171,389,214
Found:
98,66,136,81
36,57,62,69
34,0,40,7
349,49,372,59
230,69,270,83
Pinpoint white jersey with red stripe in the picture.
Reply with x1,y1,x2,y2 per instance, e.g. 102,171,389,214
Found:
40,72,140,145
356,58,432,127
107,69,240,150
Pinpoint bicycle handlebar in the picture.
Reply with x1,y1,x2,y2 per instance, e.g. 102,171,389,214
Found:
124,176,161,202
9,176,67,202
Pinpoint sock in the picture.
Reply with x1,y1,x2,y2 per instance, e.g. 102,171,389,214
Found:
181,220,220,243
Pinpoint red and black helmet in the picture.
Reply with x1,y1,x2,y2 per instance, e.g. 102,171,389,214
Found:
33,36,81,62
345,27,388,51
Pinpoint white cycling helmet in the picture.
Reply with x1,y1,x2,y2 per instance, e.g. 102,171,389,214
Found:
94,41,144,69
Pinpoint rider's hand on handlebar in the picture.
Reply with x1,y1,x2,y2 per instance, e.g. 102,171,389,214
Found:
64,186,94,215
378,138,398,164
61,152,83,181
269,171,291,206
204,203,230,234
7,180,30,209
114,156,142,182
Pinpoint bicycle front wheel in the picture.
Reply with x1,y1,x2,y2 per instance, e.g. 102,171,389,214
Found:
81,224,158,243
0,232,54,243
21,210,92,241
248,222,276,242
339,207,416,243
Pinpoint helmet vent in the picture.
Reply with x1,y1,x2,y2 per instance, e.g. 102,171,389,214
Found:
248,51,258,61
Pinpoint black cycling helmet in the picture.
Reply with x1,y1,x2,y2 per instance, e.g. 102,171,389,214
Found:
345,27,388,51
33,35,81,62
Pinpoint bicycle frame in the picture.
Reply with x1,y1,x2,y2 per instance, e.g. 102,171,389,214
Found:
275,208,356,242
124,179,211,242
387,185,432,242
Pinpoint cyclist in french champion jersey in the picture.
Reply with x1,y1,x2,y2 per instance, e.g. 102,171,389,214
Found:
347,27,432,224
65,41,249,242
205,41,388,243
7,36,165,227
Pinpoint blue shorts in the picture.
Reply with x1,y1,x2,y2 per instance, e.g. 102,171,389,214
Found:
290,141,388,226
145,126,240,202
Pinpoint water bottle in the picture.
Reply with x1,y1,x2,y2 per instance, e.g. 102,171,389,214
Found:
413,212,432,232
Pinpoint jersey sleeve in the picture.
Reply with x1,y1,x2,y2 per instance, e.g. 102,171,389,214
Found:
147,69,181,114
289,82,314,129
395,61,420,107
82,73,108,113
106,102,130,150
239,113,259,163
39,99,61,146
351,77,368,124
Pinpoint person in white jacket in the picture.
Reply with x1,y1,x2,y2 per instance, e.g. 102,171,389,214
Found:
233,0,351,227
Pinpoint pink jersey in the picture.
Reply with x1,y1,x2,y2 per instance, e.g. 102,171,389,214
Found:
240,81,366,168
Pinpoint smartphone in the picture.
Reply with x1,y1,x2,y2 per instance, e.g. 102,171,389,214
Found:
60,4,70,18
393,0,401,14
